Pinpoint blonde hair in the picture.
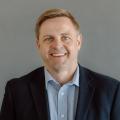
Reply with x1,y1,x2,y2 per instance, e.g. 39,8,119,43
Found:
35,8,80,40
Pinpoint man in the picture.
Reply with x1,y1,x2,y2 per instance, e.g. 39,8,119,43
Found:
0,8,120,120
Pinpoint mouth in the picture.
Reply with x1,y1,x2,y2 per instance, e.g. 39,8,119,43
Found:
50,53,67,57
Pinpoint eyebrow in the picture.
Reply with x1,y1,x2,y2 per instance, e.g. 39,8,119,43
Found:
42,35,53,38
42,32,71,38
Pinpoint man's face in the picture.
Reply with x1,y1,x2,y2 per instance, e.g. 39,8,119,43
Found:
37,17,82,72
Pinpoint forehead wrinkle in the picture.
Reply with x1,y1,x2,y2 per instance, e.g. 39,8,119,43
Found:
42,31,70,38
60,32,71,36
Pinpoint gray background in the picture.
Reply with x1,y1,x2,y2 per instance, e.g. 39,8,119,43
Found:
0,0,120,107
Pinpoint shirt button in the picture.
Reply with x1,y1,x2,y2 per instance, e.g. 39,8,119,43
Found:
61,114,65,118
61,92,64,96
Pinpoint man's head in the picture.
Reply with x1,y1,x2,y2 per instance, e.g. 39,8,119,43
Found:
35,8,82,73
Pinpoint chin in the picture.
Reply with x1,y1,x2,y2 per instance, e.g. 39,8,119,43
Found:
51,63,69,72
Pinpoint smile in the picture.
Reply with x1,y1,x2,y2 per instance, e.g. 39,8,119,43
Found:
50,53,66,57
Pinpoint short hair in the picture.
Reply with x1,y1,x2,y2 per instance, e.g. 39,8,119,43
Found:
35,8,80,40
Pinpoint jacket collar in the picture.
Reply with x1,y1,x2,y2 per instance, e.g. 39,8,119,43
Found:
75,65,95,120
29,67,49,120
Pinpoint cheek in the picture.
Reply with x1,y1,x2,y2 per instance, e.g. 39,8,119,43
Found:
68,45,79,56
38,47,46,57
68,42,78,51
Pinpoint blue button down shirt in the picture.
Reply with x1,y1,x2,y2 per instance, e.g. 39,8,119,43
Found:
44,66,79,120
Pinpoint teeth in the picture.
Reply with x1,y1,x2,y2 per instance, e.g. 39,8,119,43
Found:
51,53,65,57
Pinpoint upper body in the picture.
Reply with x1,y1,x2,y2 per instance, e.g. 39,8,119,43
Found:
0,65,120,120
0,8,120,120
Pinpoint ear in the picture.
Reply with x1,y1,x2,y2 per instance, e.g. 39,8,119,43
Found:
77,33,83,50
36,39,40,49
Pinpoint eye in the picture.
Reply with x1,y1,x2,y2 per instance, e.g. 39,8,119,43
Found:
62,36,71,41
44,37,53,43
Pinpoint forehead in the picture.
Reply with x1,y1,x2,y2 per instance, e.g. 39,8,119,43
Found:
39,17,77,36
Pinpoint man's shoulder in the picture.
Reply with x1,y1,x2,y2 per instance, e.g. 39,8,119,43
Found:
80,65,120,89
6,66,44,87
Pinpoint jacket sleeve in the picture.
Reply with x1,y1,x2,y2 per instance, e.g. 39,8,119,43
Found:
111,82,120,120
0,81,16,120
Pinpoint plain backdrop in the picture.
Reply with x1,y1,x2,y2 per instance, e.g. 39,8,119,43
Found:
0,0,120,107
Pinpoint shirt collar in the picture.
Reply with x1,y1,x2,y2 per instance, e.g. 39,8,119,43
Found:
44,65,80,88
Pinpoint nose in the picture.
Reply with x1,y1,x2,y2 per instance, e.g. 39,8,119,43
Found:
50,38,63,49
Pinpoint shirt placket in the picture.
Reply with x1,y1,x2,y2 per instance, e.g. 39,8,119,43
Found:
58,86,68,120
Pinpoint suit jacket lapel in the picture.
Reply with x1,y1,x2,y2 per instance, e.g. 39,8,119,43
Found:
29,67,49,120
75,66,95,120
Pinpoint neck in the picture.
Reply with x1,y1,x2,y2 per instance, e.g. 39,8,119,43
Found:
45,63,78,85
